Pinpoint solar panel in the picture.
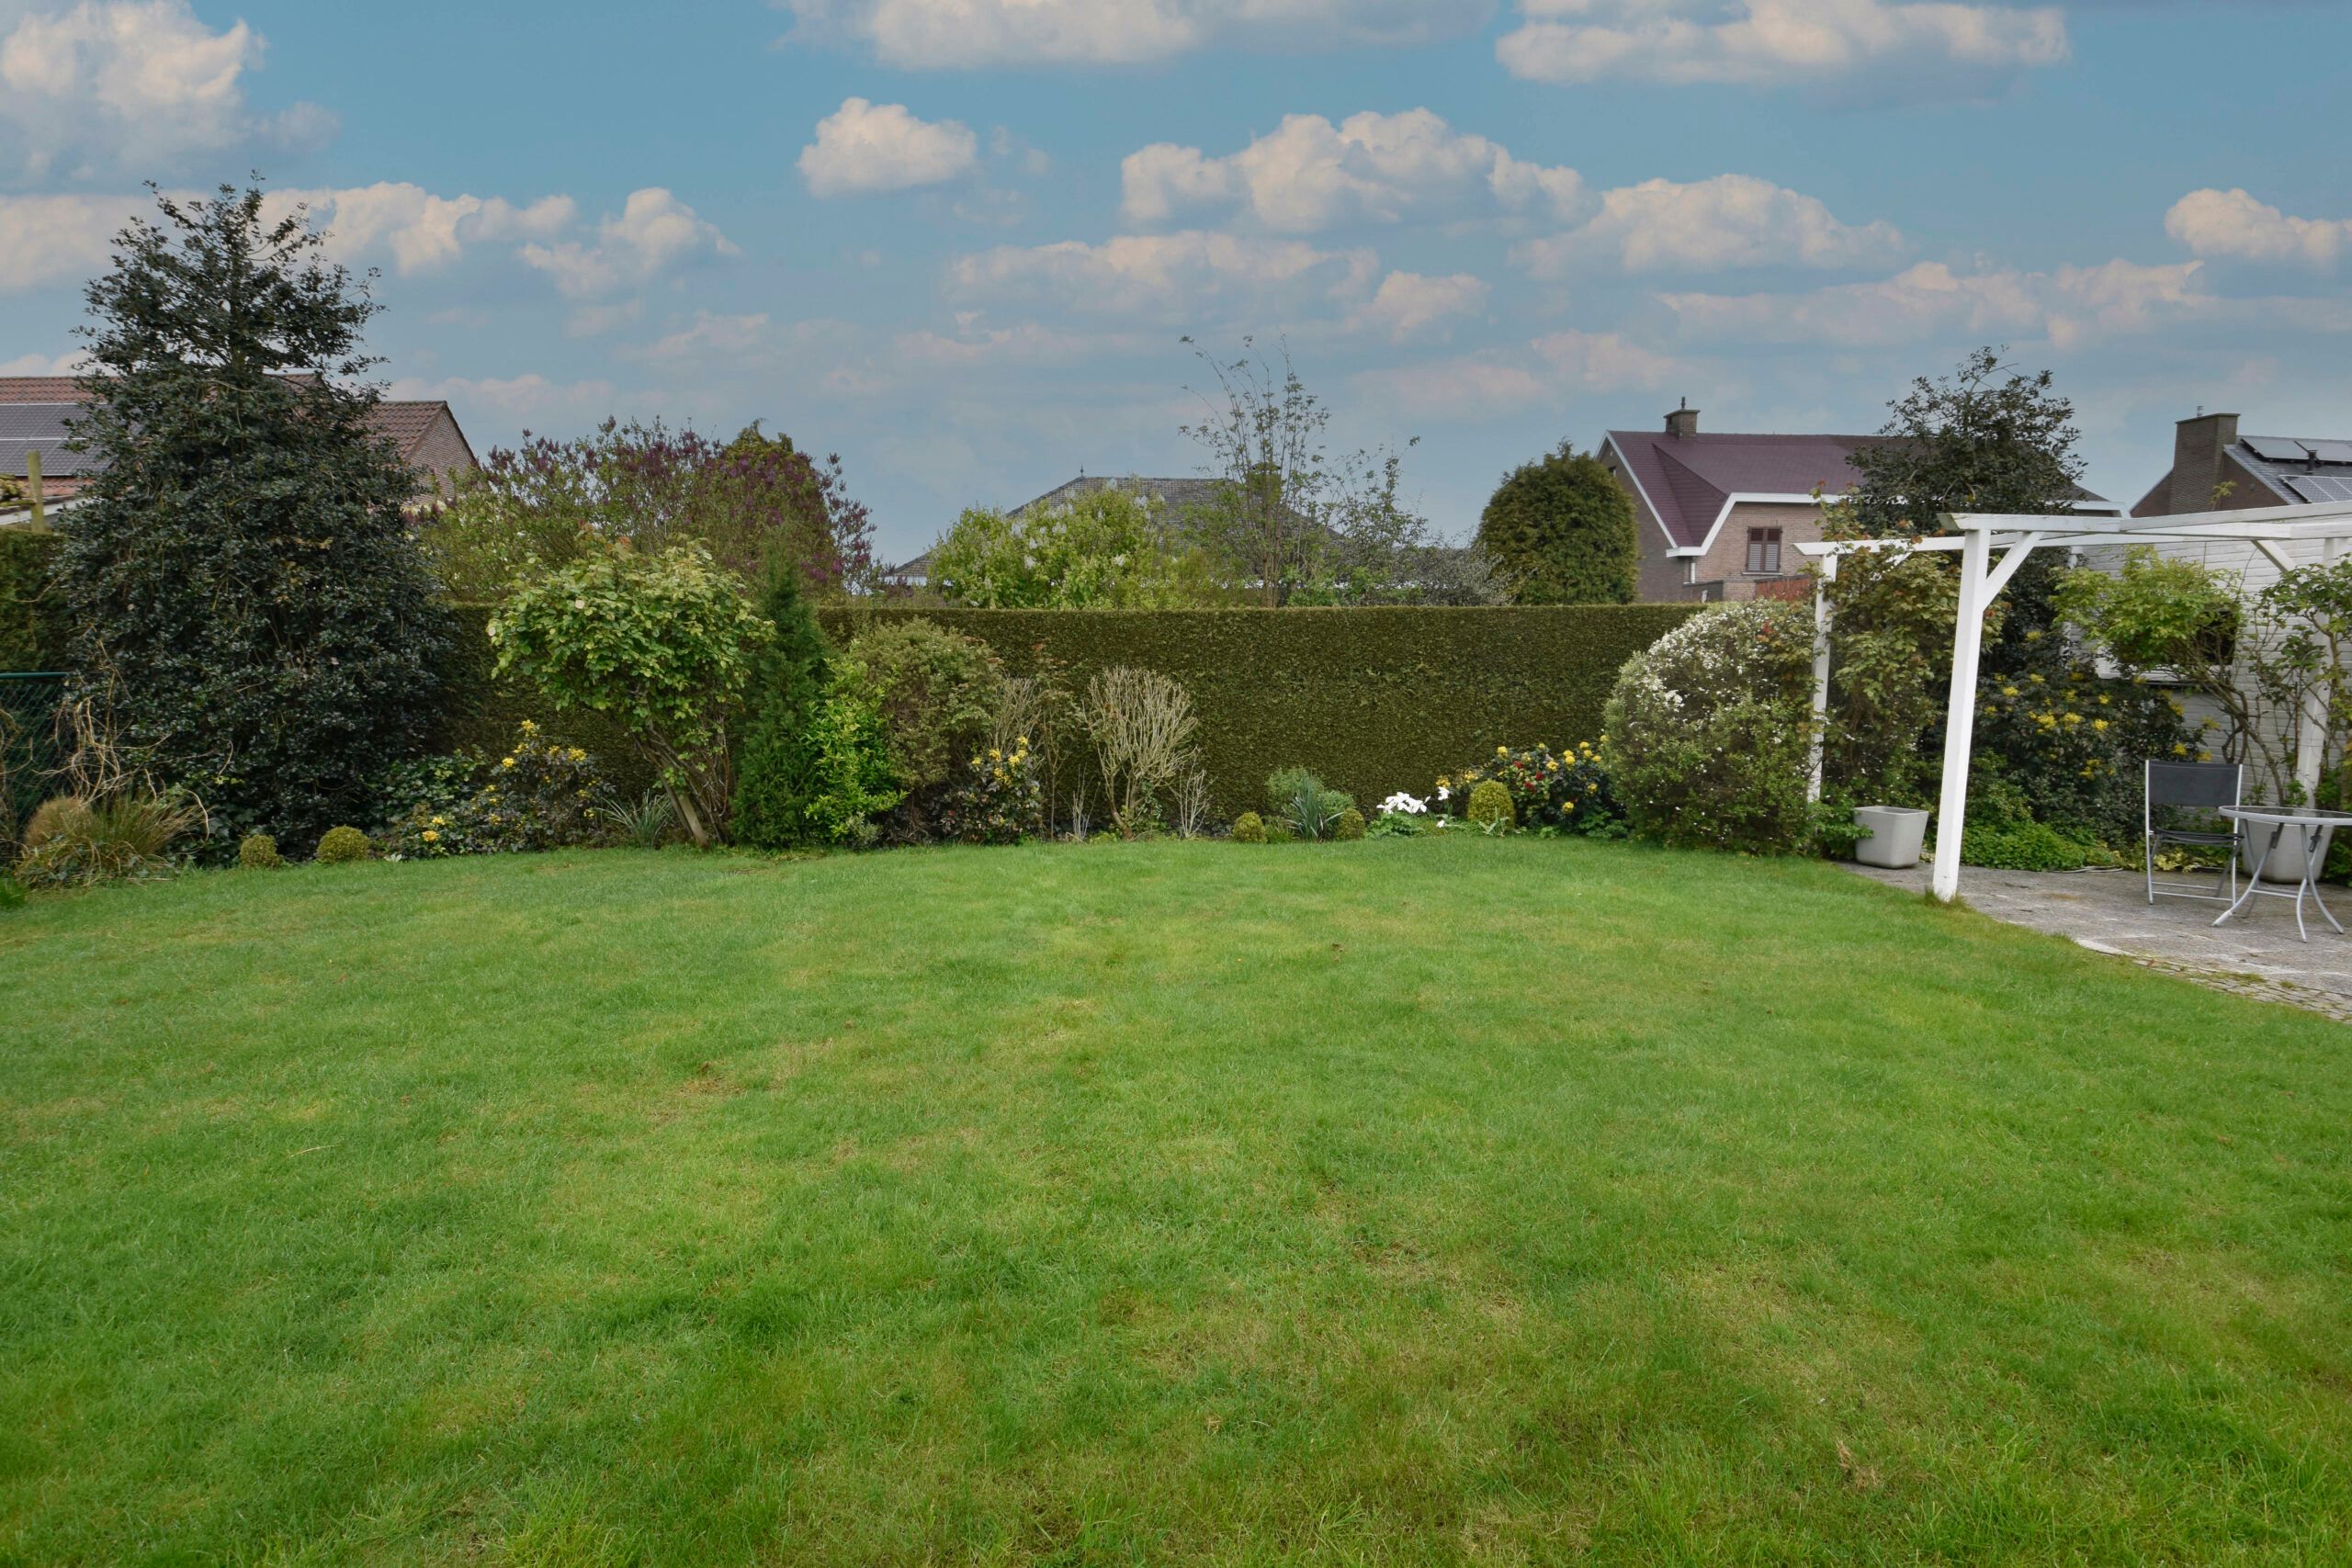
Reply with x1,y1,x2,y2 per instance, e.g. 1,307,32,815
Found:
2303,440,2352,465
2286,474,2352,504
0,404,79,441
2245,435,2312,463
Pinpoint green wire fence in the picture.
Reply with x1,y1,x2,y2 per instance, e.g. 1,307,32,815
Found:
1,671,65,842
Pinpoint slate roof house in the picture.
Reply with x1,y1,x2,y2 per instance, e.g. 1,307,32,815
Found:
1604,404,2120,603
885,474,1226,590
2132,411,2352,517
0,377,479,521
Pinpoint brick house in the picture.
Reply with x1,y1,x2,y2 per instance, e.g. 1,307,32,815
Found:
1603,404,2119,603
0,377,479,518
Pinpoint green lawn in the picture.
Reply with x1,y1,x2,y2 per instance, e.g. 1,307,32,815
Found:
3,837,2349,1565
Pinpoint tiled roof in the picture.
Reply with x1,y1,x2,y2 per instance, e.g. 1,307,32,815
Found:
1605,429,1894,549
0,378,460,466
1607,428,2114,550
0,378,84,402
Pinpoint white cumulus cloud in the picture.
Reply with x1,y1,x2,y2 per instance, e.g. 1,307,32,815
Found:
2166,188,2352,269
519,188,738,299
948,230,1377,321
267,184,576,275
799,97,979,197
1354,328,1688,419
0,0,333,178
780,0,1491,68
1350,271,1489,340
0,191,140,289
1513,174,1903,276
1122,109,1584,232
1498,0,2068,89
1658,257,2211,349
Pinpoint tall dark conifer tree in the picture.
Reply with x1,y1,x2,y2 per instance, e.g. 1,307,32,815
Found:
60,182,452,849
729,561,831,849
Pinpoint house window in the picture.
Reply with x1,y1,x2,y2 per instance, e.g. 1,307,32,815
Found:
1746,527,1783,575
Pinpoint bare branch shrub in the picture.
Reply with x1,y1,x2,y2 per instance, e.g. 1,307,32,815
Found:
1080,667,1199,840
1171,762,1211,840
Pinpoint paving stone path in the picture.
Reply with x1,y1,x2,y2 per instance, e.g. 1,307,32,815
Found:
1843,862,2352,1024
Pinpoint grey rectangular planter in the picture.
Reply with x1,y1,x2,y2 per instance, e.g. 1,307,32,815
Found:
1853,806,1929,869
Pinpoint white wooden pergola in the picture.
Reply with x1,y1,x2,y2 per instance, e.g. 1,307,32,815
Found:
1798,498,2352,903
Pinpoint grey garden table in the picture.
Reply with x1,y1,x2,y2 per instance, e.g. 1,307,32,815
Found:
2215,807,2352,942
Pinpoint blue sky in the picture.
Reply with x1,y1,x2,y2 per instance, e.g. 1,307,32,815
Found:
2,0,2348,563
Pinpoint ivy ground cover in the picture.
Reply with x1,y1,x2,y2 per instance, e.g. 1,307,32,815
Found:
3,840,2348,1563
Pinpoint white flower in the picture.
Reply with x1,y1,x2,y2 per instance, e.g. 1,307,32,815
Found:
1435,785,1452,803
1380,792,1428,816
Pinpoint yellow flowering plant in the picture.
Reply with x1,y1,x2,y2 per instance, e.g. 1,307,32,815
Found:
1450,740,1623,837
381,723,609,858
937,734,1044,845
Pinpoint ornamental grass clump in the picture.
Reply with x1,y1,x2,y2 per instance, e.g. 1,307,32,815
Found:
1603,601,1816,855
1268,766,1351,840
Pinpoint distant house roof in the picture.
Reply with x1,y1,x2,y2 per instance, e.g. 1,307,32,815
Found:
0,377,477,490
1605,423,2114,555
2223,433,2352,507
885,474,1224,582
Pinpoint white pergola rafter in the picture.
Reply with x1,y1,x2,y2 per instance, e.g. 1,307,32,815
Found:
1796,498,2352,902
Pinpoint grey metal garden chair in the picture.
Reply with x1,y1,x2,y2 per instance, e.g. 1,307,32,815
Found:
2144,759,2243,906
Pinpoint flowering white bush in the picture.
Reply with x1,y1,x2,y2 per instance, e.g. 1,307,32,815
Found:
1602,600,1816,854
1379,792,1428,816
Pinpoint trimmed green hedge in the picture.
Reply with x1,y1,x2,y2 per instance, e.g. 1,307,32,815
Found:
812,604,1700,819
23,581,1697,826
0,530,67,673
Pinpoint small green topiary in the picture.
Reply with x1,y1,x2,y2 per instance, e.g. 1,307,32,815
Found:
1333,807,1366,841
313,826,370,864
1466,780,1514,831
1231,811,1267,844
237,833,283,869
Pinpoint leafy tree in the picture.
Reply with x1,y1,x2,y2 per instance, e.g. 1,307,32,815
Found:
929,485,1220,608
491,543,771,849
730,561,832,849
834,619,1005,836
1846,347,2088,537
422,417,875,601
1475,442,1636,604
1180,336,1489,605
56,181,452,850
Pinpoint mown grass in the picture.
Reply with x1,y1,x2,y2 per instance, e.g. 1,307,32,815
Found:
2,835,2348,1565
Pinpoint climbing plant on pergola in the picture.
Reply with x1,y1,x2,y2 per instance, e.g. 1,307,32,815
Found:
1801,498,2352,901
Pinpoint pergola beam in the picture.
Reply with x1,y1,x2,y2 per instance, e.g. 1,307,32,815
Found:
1794,497,2352,904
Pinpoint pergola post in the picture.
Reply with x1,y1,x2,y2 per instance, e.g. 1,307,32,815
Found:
1931,529,1993,902
2290,535,2347,803
1808,555,1838,804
